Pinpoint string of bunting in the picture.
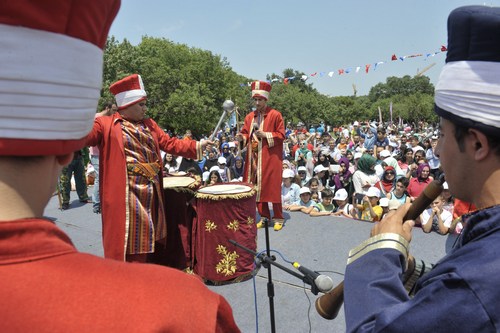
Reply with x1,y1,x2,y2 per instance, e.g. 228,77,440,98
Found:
239,45,448,86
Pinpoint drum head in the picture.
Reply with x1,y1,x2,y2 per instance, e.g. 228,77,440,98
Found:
163,176,195,188
197,184,251,195
196,183,256,200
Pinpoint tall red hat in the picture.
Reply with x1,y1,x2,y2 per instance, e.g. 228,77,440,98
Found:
110,74,147,110
251,81,272,100
0,0,120,156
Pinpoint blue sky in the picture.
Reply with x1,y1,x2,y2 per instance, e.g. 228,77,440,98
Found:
109,1,500,97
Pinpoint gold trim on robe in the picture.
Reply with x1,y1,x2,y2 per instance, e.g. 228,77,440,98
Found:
347,233,409,265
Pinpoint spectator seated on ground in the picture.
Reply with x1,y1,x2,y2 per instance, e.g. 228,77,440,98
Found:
387,176,411,206
284,187,318,214
297,165,310,186
441,181,454,215
332,188,355,218
281,169,301,206
379,197,390,219
357,186,383,222
312,164,328,191
419,194,453,235
295,140,313,167
305,177,322,202
310,188,335,217
330,156,353,196
352,153,380,194
407,162,433,200
374,165,396,197
204,169,223,186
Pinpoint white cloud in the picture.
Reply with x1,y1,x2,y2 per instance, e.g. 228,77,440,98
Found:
160,20,186,35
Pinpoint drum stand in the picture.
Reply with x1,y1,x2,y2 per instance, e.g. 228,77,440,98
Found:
229,219,321,333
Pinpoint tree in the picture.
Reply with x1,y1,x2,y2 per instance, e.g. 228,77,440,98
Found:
269,82,323,128
101,36,439,135
368,75,434,102
101,36,249,137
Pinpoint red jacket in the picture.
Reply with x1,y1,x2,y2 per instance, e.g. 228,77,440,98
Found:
0,219,239,332
86,114,202,260
240,107,285,203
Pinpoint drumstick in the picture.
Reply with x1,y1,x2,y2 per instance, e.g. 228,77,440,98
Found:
315,176,445,320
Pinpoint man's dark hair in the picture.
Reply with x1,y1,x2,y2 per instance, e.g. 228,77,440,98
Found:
396,176,410,188
321,188,334,198
453,124,500,156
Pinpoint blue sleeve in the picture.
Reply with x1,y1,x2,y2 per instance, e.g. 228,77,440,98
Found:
292,185,301,203
357,128,366,139
425,148,433,160
364,136,376,150
344,249,493,332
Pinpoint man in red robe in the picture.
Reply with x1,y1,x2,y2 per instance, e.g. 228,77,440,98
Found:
237,81,286,230
0,1,239,331
87,74,208,262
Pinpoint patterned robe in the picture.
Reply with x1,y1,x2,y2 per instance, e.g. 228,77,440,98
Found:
86,114,202,260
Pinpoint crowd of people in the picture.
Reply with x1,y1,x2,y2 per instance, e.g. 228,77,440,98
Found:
277,119,473,234
131,116,471,235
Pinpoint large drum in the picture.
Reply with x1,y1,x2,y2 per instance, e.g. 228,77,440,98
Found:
158,174,201,270
193,183,257,284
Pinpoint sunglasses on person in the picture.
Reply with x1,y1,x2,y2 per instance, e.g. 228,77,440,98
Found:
386,171,395,175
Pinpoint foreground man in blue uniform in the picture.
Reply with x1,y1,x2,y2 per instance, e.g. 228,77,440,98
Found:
344,5,500,332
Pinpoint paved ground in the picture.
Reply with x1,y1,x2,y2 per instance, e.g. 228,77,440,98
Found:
45,187,456,332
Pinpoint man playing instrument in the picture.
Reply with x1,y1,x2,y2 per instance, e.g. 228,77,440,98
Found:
236,81,286,231
87,74,210,262
343,6,500,332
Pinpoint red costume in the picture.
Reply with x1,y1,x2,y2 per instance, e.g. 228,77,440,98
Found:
453,198,477,220
0,1,239,331
240,101,285,221
86,114,202,261
0,219,239,332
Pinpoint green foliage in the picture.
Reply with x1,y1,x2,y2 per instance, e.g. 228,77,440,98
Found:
360,75,437,124
101,36,437,135
101,36,248,137
368,75,434,102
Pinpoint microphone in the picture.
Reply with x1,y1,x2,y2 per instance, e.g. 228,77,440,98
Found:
292,262,334,293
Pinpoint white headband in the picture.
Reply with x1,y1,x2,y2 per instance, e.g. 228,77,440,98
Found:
0,24,103,140
435,61,500,129
252,89,269,100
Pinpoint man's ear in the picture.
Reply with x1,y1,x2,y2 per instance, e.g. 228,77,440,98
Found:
468,128,490,161
56,152,74,166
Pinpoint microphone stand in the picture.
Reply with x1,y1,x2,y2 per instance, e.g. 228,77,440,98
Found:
229,230,320,333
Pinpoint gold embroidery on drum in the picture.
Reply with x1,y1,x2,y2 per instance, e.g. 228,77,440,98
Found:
215,245,239,276
205,220,217,232
227,220,239,231
246,216,255,225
